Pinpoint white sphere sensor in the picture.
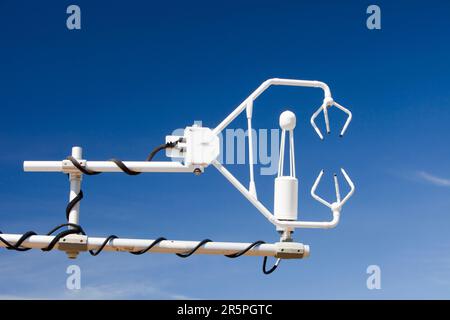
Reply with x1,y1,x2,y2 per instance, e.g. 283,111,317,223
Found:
279,110,296,130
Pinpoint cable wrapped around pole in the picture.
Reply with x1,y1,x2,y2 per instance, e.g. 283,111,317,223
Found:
1,140,281,274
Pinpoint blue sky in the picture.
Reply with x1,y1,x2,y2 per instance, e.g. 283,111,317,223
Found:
1,0,450,299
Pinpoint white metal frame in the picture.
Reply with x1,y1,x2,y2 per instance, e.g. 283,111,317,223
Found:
2,78,355,260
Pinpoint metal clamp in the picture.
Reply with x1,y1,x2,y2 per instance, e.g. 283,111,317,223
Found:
58,234,88,259
62,159,86,175
274,242,310,259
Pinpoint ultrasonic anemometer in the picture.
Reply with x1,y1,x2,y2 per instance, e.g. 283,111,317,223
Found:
0,78,355,274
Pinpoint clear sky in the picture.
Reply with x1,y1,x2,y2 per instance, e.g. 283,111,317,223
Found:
1,0,450,299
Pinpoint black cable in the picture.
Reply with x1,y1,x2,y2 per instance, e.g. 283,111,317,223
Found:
146,144,170,162
1,139,282,274
41,227,84,252
66,139,182,176
0,231,36,251
46,223,85,236
146,138,183,162
226,240,280,275
89,235,118,256
66,190,83,220
0,223,85,252
1,220,280,274
130,237,167,255
110,159,141,175
262,256,280,275
176,239,212,258
66,156,101,175
225,240,266,258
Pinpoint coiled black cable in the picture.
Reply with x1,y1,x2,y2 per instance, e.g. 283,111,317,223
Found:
42,223,86,252
66,190,83,220
146,139,182,162
66,156,101,175
1,139,280,274
225,240,280,274
0,220,280,274
109,159,140,175
66,138,183,176
89,235,118,256
0,223,85,252
63,184,279,272
0,231,35,251
130,237,167,255
262,256,280,275
63,192,114,257
225,240,266,258
176,239,213,258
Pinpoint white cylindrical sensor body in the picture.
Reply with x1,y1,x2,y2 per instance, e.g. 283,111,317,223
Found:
274,176,298,221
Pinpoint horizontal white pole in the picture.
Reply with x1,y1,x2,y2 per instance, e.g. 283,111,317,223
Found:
23,161,194,173
0,234,308,257
24,161,62,171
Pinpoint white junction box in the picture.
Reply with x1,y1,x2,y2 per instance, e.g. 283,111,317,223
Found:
169,125,219,167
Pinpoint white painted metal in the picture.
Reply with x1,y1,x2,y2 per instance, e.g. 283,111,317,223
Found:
289,129,296,177
213,78,332,136
23,161,194,173
0,233,309,258
274,111,298,222
279,110,297,131
212,159,355,229
311,168,355,209
165,135,185,158
208,79,355,231
183,126,220,166
68,147,82,229
18,78,355,259
23,161,64,171
274,177,298,221
246,99,257,198
310,98,352,140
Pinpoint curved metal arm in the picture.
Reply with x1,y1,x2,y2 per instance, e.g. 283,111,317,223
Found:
311,100,353,140
213,78,332,136
311,168,355,211
213,160,356,230
212,78,343,199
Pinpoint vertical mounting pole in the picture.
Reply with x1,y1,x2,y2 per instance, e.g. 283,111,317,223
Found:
68,146,82,229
